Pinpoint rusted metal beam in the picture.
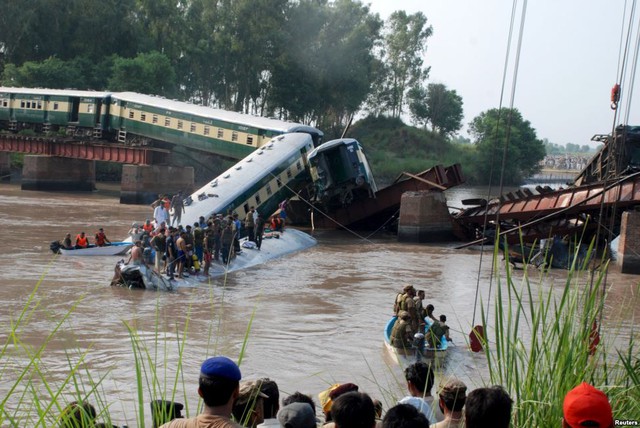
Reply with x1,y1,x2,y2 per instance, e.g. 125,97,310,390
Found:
0,135,169,165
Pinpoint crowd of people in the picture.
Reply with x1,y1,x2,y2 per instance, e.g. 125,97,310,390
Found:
59,356,615,428
390,285,451,349
129,193,289,279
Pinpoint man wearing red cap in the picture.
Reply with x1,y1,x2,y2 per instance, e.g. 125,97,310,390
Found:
160,356,243,428
563,382,613,428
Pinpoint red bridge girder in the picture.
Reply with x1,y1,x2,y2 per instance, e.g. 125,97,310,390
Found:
0,135,169,165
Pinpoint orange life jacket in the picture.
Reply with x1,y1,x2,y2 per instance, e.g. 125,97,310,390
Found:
143,223,154,233
95,232,107,246
76,235,88,247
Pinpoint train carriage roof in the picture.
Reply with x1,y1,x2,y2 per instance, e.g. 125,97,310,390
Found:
111,91,322,136
0,87,110,98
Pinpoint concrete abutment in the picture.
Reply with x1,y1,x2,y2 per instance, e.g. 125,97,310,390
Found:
21,156,95,191
397,190,454,242
617,209,640,274
120,164,194,205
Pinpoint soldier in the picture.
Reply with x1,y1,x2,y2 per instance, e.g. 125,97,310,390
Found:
390,311,413,349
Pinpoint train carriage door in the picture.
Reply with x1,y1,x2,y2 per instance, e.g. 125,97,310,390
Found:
70,97,79,122
95,99,102,126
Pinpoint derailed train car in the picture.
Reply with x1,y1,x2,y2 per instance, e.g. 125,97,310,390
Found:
308,138,377,207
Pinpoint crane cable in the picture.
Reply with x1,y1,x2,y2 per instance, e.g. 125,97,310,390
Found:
471,0,528,329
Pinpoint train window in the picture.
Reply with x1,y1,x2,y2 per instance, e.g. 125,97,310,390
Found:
37,101,42,109
152,115,158,124
129,111,134,119
164,118,171,127
266,184,272,196
255,195,261,205
217,128,224,138
286,168,292,179
296,161,302,171
190,123,196,133
177,121,183,130
53,103,59,110
87,104,94,113
232,131,238,142
276,178,282,188
20,101,25,108
140,113,146,121
204,126,210,136
246,135,254,145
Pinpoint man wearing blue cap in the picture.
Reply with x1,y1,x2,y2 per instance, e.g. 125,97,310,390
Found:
160,356,244,428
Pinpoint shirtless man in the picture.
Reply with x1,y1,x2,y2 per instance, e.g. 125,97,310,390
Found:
127,241,145,266
175,232,188,278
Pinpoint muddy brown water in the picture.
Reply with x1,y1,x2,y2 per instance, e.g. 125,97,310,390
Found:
0,183,637,426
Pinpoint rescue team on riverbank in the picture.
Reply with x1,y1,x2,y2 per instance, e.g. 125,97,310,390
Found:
59,356,614,428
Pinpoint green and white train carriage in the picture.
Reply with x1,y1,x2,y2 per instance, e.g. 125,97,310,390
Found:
109,92,323,160
0,87,110,134
179,132,316,227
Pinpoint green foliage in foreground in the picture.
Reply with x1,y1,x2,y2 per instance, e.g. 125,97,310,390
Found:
477,239,640,425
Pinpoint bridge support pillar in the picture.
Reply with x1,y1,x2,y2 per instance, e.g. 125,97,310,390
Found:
120,164,194,205
22,156,95,191
618,209,640,274
398,190,453,242
0,153,10,181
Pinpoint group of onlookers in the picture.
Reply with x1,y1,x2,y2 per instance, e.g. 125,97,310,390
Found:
58,356,614,428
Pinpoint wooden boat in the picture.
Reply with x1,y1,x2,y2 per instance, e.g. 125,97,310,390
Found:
384,316,448,365
54,241,133,256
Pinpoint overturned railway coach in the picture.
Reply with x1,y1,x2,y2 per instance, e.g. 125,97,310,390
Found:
0,87,323,159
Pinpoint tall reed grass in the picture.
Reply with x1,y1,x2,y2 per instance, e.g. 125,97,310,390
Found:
476,238,640,425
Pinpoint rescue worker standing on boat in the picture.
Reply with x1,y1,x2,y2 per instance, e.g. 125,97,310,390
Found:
390,311,414,349
396,285,420,335
95,228,111,246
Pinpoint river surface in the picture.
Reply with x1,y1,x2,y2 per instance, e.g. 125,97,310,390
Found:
0,182,638,426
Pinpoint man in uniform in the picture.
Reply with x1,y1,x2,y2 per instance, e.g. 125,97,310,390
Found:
400,286,419,335
245,207,255,242
390,311,413,349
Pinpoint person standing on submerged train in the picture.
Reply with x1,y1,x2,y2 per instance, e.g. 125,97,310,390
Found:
278,198,288,231
171,191,185,227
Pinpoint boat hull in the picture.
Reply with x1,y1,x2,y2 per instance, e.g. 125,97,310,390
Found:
59,242,133,256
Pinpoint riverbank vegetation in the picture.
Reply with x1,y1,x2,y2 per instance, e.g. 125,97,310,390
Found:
1,247,637,426
0,0,547,185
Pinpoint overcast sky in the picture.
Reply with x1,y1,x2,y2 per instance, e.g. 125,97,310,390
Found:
367,0,639,147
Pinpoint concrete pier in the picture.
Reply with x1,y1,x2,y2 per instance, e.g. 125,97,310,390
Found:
0,152,10,181
397,190,453,242
617,209,640,274
120,164,194,204
22,156,95,191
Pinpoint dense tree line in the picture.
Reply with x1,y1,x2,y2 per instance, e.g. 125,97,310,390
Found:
0,0,546,184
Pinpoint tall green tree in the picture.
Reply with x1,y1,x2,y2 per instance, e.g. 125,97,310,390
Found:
408,83,463,135
108,51,176,95
1,57,85,88
469,108,545,184
368,11,432,118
